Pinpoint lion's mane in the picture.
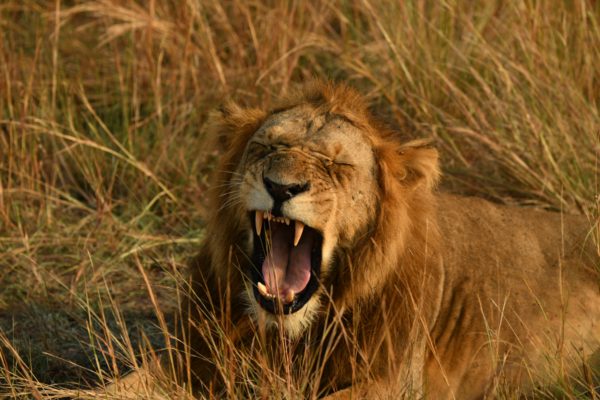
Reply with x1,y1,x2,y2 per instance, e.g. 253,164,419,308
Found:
180,80,442,392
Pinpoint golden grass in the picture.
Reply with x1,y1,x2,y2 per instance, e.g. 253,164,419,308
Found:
1,0,600,398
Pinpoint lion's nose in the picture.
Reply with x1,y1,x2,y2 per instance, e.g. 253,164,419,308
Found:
263,177,309,204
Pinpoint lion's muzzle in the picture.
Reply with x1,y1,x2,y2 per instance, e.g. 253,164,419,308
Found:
248,163,324,314
241,148,332,315
263,176,309,216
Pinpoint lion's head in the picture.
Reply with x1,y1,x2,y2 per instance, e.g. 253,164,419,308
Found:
200,80,441,339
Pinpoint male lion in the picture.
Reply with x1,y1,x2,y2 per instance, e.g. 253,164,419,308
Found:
113,81,600,399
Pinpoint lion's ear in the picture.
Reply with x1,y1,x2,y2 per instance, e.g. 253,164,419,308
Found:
207,102,267,152
397,140,441,190
377,139,441,193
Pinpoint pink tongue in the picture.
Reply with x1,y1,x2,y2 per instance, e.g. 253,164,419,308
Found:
262,221,315,295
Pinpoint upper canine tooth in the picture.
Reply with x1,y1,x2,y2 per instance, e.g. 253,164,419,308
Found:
294,221,305,246
255,211,264,235
257,282,268,297
285,218,290,225
284,290,294,303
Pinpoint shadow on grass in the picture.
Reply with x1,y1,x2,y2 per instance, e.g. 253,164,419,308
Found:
0,305,174,390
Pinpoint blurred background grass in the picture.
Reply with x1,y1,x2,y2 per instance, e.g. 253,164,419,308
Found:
1,0,599,395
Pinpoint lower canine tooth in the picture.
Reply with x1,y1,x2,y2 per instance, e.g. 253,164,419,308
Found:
257,282,268,297
284,291,294,303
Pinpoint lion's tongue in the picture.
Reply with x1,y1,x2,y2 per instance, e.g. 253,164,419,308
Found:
262,222,315,295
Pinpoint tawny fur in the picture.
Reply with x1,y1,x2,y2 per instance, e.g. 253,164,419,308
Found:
112,80,600,400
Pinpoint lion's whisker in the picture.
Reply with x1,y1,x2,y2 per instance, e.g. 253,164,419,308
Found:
215,169,245,177
218,198,244,213
219,189,243,198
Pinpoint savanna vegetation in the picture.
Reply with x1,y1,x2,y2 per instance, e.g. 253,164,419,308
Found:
1,0,600,398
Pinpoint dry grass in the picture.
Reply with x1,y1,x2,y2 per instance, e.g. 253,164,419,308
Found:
1,0,600,398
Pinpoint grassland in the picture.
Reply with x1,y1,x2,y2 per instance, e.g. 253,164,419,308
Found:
1,0,600,398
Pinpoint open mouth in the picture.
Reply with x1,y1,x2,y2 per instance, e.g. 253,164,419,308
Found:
249,211,323,314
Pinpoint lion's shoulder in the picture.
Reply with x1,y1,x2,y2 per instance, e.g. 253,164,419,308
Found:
435,192,592,267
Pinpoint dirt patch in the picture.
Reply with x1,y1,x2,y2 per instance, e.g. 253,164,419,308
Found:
0,305,175,388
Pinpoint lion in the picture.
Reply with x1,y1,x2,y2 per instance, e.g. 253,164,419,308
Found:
110,80,600,399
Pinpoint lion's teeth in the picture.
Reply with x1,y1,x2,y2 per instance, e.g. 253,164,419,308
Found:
257,282,268,297
285,218,290,225
294,221,304,246
263,213,267,219
284,290,294,303
255,211,264,235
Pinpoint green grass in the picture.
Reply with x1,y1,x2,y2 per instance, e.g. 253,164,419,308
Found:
1,0,600,398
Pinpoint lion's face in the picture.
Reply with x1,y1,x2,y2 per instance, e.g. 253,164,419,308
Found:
235,105,378,332
205,82,440,339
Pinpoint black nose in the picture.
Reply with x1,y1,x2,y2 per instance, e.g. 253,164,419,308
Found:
264,177,308,204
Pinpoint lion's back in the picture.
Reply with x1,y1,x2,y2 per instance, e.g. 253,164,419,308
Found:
436,192,591,257
427,192,600,399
